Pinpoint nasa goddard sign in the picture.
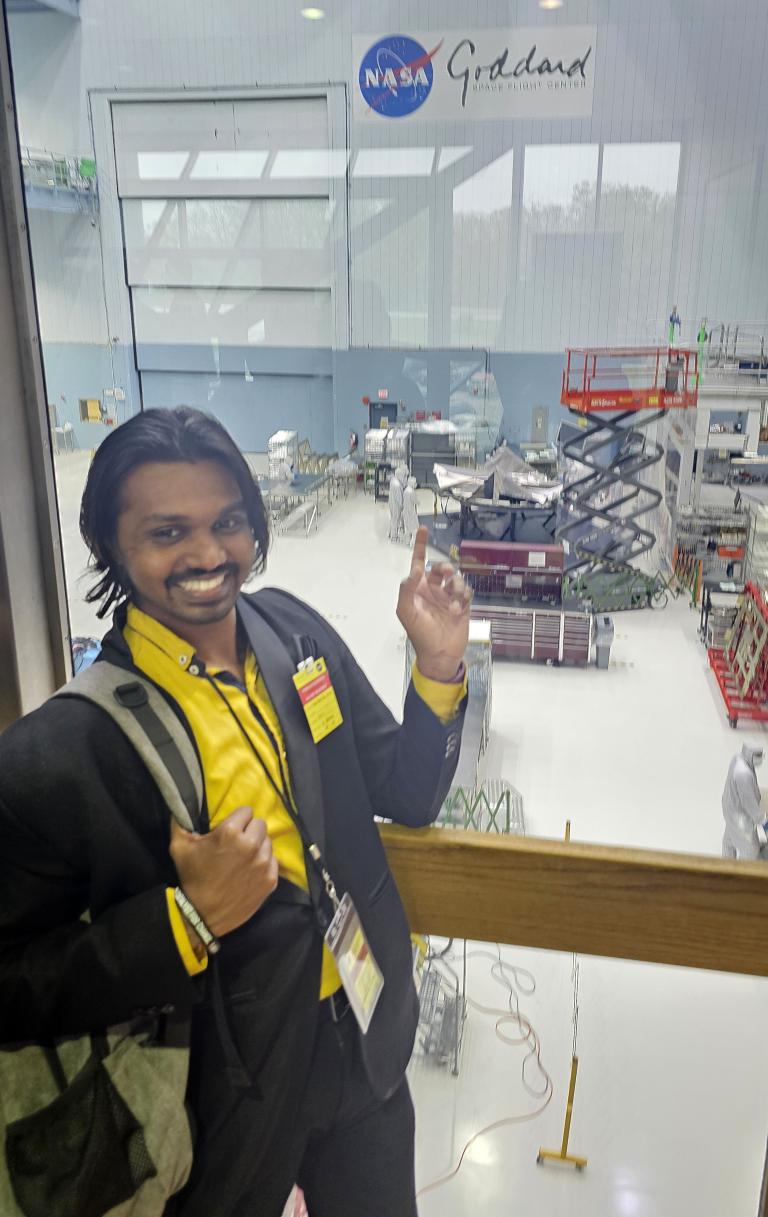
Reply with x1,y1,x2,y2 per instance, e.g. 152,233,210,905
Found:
353,28,596,121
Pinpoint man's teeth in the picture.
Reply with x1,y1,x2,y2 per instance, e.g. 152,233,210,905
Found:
178,573,227,592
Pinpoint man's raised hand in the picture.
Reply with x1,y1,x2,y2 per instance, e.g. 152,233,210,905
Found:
396,526,472,683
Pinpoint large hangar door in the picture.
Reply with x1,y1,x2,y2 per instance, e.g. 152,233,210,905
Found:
110,92,346,451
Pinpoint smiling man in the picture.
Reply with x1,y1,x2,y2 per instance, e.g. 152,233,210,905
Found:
0,407,470,1217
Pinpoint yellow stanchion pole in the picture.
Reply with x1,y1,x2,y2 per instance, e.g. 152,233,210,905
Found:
537,1055,587,1170
537,819,588,1171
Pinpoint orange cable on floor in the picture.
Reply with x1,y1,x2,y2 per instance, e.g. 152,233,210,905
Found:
416,945,554,1200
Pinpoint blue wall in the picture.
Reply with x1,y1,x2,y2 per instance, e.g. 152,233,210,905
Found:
42,342,126,450
489,353,569,444
41,342,569,456
333,347,569,451
141,368,334,453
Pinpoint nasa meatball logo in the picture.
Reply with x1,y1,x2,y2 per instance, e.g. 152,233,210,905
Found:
358,34,443,118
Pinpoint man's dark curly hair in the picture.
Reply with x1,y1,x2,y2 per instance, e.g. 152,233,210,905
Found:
79,406,269,618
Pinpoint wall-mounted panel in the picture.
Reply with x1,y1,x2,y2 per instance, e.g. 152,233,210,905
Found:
135,342,332,376
113,100,238,196
132,286,332,351
123,198,333,288
114,97,331,198
233,97,328,149
111,90,343,402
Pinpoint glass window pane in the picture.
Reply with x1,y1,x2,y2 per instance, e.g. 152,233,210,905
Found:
601,143,681,344
6,1,768,879
132,286,332,348
520,144,598,349
522,144,599,233
452,149,514,348
5,0,768,1199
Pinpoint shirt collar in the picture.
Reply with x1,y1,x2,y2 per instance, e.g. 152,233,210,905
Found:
124,604,255,685
125,604,199,672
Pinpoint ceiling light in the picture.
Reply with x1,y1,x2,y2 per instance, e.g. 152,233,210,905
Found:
301,7,325,17
539,0,564,8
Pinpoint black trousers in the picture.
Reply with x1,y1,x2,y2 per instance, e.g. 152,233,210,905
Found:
293,1005,417,1217
173,1002,418,1217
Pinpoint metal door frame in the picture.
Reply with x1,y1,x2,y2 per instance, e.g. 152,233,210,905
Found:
0,2,71,725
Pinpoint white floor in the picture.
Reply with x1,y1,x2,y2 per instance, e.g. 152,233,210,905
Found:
55,452,768,1216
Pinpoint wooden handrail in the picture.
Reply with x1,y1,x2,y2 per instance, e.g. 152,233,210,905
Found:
380,825,768,977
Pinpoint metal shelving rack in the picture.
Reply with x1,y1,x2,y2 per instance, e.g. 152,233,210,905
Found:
675,506,750,585
20,145,98,218
709,583,768,728
364,427,410,497
267,430,299,480
454,428,476,467
365,422,478,493
747,504,768,589
410,424,457,488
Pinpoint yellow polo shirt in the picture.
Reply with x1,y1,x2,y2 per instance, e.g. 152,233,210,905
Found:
124,604,465,999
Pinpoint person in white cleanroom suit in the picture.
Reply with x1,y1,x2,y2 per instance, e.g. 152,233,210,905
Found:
722,743,768,860
401,476,419,546
388,465,407,542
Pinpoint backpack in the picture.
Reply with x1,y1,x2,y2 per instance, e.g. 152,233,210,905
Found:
0,662,204,1217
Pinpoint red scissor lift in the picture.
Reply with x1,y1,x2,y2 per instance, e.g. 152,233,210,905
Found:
558,348,698,610
708,583,768,728
561,347,698,413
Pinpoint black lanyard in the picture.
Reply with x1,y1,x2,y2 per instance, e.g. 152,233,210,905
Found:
204,671,340,925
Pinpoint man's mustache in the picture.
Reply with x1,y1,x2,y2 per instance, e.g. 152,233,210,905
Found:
167,564,238,586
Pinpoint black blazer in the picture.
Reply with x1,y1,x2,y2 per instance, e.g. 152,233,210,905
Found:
0,589,465,1110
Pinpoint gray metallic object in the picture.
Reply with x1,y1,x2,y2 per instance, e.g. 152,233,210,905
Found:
722,744,766,860
594,615,615,669
414,954,466,1076
389,464,407,541
434,444,562,506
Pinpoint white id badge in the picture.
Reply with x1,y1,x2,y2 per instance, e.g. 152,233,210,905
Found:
325,893,384,1034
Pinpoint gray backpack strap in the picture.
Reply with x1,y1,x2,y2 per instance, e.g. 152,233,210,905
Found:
54,662,203,832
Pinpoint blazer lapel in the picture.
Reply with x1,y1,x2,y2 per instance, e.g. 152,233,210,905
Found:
236,595,326,856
